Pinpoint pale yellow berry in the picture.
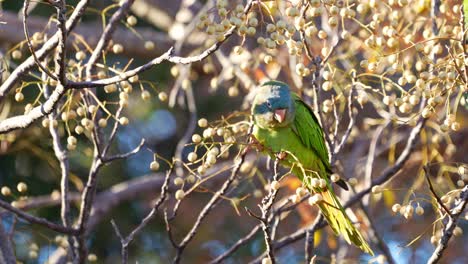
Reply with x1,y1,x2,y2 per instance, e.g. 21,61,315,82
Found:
158,91,168,102
119,117,129,126
98,118,107,128
264,55,273,64
203,128,214,138
150,161,160,171
262,258,272,264
197,165,207,175
286,6,299,17
29,250,38,259
453,226,463,236
341,30,351,40
383,95,394,106
372,185,382,194
458,165,466,176
253,189,263,198
175,190,185,201
270,180,280,190
192,134,202,143
87,254,97,262
240,161,253,173
451,122,460,131
404,205,414,219
331,174,340,182
141,90,151,100
409,95,420,105
318,179,327,188
308,193,323,205
198,118,208,128
228,86,239,97
144,41,155,50
322,81,333,91
67,136,77,146
17,182,28,193
174,177,184,186
104,84,117,93
88,105,98,114
112,43,124,54
421,108,433,118
415,205,424,215
15,92,24,102
399,102,412,113
121,81,132,93
75,51,86,61
392,203,401,213
1,186,11,196
209,147,220,156
29,243,39,251
318,30,328,39
206,154,217,165
357,93,369,105
12,50,22,60
42,119,50,128
126,15,137,26
187,175,196,184
296,187,308,198
310,178,320,188
328,16,338,27
74,124,84,134
24,103,33,114
67,143,76,151
187,152,198,162
305,26,318,37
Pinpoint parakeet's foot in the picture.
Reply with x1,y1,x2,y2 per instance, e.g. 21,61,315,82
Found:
244,135,263,154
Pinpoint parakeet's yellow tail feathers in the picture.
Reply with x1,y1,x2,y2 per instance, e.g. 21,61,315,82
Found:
317,189,374,255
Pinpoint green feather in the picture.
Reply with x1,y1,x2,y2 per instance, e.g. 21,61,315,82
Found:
252,81,374,255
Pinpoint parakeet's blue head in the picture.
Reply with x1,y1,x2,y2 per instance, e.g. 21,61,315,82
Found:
252,81,296,129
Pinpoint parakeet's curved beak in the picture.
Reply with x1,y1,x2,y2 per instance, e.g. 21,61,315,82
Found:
274,109,287,123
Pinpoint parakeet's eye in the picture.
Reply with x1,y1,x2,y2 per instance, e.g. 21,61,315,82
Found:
266,101,272,108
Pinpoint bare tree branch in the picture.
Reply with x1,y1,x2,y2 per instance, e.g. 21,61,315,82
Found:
0,0,91,100
172,145,251,263
427,185,468,264
0,216,16,264
0,199,78,235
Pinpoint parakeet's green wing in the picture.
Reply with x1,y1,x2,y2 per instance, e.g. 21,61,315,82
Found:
289,94,373,255
290,93,331,172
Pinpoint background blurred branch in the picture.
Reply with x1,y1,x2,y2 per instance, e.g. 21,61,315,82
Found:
0,216,16,264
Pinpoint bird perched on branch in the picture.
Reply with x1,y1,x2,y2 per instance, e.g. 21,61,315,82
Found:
251,80,373,255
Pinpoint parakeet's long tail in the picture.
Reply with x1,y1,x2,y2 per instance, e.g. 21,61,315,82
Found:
317,188,374,255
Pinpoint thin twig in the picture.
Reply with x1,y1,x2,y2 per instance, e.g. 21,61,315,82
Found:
103,139,145,163
209,225,261,264
423,167,452,216
22,0,58,81
332,71,358,160
114,168,173,264
257,158,281,264
304,214,321,264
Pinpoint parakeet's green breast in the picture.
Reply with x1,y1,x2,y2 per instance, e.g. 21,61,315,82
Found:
252,124,326,178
